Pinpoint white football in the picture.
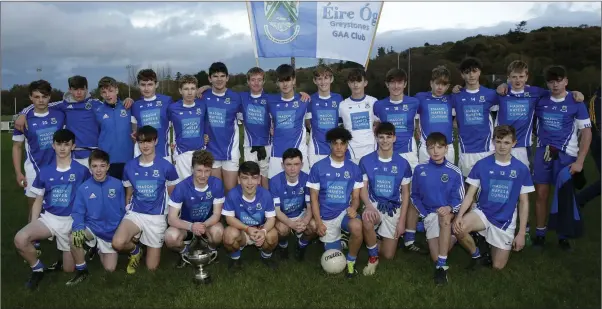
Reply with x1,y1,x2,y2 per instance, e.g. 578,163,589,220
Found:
321,249,346,274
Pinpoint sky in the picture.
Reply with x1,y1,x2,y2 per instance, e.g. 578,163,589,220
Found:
1,1,600,91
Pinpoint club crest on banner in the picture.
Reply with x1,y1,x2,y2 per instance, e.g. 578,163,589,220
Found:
264,1,301,44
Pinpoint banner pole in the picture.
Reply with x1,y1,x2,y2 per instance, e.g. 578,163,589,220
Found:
246,1,260,68
364,2,384,71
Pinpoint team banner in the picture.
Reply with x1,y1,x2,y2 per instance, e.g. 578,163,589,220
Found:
247,1,383,65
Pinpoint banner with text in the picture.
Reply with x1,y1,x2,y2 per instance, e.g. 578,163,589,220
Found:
248,1,383,65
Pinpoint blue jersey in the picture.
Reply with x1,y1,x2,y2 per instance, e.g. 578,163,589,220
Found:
22,94,103,159
269,94,309,158
452,86,499,153
168,176,225,223
222,185,276,227
131,94,173,158
240,92,272,147
495,86,548,148
203,90,242,161
96,100,134,164
411,159,464,217
123,156,179,215
12,110,65,171
168,99,206,154
415,92,454,145
30,160,91,217
269,171,310,218
308,92,343,155
71,176,126,242
307,157,363,220
535,93,592,157
467,155,534,230
359,151,412,209
373,96,420,154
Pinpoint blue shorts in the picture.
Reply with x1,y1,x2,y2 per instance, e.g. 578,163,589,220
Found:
532,147,576,184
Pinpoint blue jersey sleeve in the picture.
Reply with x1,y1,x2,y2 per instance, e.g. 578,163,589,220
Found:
31,171,45,194
466,161,482,188
520,165,535,194
268,178,281,208
222,193,235,216
165,163,179,185
71,187,87,231
449,172,465,212
410,171,426,218
214,180,225,200
307,164,321,190
353,164,363,189
169,183,184,206
264,191,276,217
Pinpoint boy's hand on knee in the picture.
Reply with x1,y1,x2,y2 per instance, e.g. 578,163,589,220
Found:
452,218,463,235
437,206,452,217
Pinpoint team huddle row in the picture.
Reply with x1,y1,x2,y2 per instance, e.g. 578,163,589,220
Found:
12,57,592,290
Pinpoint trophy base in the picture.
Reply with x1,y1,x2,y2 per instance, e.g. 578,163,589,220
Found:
193,276,212,285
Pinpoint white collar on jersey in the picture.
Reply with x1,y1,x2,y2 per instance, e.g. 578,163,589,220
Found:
287,179,299,186
34,111,50,117
143,95,157,101
183,101,196,108
329,156,344,168
138,159,154,167
495,159,511,167
242,194,256,203
550,92,569,103
378,155,393,163
194,184,209,192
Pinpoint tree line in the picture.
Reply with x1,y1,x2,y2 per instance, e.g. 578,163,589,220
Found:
2,24,600,116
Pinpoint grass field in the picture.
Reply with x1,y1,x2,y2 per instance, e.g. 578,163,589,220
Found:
1,131,600,309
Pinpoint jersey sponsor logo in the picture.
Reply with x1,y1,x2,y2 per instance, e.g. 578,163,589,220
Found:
464,105,484,125
488,179,512,204
181,118,201,138
276,110,295,129
136,180,158,201
387,113,408,133
140,109,162,128
506,99,529,121
108,188,116,198
326,180,348,204
317,110,337,129
350,111,370,130
375,175,395,197
247,104,266,125
36,127,58,150
51,184,72,207
263,1,300,44
207,107,227,128
428,104,449,123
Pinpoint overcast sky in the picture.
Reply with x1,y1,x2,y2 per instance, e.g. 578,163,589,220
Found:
1,1,600,91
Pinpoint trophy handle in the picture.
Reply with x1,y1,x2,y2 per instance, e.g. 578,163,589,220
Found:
181,253,192,265
209,251,218,264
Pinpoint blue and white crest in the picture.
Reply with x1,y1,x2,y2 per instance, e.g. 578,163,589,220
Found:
264,1,300,44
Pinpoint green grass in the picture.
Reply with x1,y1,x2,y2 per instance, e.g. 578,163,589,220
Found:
1,131,600,309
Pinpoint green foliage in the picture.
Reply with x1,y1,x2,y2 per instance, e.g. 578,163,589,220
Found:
2,26,600,116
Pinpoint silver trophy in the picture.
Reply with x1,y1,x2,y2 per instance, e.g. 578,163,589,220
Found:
182,248,217,284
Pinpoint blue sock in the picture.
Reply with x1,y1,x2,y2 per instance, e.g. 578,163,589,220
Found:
416,221,425,233
33,241,41,249
367,244,378,257
75,262,87,271
278,240,288,248
324,241,342,251
404,230,416,245
298,238,309,248
260,250,272,259
31,259,44,272
130,244,140,255
346,253,356,263
230,249,241,260
536,227,547,237
472,247,481,259
436,255,447,268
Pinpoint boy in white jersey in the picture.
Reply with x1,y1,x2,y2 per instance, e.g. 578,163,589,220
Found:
305,65,344,168
14,129,90,290
453,125,534,270
338,68,378,164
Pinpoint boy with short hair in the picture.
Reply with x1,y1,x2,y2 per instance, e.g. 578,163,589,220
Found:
306,65,344,168
67,149,126,285
166,150,225,268
267,64,311,178
338,68,378,164
415,66,455,164
96,76,134,179
270,148,316,261
222,161,279,271
359,122,413,276
13,80,66,225
411,132,464,285
130,69,174,162
111,125,180,274
14,129,90,290
169,74,206,181
453,125,534,271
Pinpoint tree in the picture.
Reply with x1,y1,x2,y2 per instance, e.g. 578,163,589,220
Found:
387,46,396,54
195,70,210,86
376,47,386,58
318,58,326,65
424,42,430,47
515,21,527,33
175,72,182,81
